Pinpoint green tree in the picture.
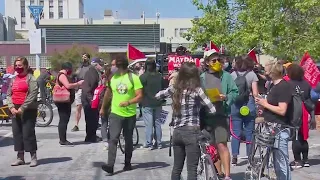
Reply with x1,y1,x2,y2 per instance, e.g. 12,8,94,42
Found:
48,44,111,71
186,0,320,60
15,32,24,39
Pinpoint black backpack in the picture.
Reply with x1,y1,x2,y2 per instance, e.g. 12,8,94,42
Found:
289,85,303,127
234,71,250,105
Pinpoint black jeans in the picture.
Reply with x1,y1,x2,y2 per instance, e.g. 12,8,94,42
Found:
12,105,37,152
292,130,309,161
56,103,72,142
108,113,136,166
171,126,201,180
83,105,99,141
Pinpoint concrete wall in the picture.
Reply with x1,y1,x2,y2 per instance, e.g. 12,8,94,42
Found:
0,14,4,41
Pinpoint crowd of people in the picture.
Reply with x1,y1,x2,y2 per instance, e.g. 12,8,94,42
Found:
3,48,319,180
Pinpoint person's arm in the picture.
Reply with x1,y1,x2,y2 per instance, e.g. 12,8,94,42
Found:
128,75,143,105
251,72,259,97
198,88,216,114
59,74,81,89
225,75,239,106
82,68,97,103
100,84,112,112
20,75,39,112
6,78,14,110
155,86,173,100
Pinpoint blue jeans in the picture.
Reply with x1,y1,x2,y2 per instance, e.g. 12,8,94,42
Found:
231,116,255,156
274,128,291,180
142,107,162,147
231,96,256,156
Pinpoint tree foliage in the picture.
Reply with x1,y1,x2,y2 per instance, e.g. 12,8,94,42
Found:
185,0,320,60
48,44,111,71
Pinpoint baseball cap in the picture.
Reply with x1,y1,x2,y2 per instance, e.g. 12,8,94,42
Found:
203,49,219,59
91,57,104,66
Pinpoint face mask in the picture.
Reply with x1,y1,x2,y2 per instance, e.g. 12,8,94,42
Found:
67,70,72,75
111,66,118,74
15,67,24,74
209,62,222,72
223,62,229,70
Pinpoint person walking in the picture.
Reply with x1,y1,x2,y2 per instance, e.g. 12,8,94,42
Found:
7,57,39,167
72,53,91,132
230,56,259,165
156,62,216,180
201,50,239,180
81,58,105,142
140,59,163,150
55,62,83,146
101,56,143,174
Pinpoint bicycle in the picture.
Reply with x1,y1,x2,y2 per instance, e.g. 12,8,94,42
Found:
36,100,54,127
245,121,295,180
118,126,139,154
197,129,219,180
45,81,54,104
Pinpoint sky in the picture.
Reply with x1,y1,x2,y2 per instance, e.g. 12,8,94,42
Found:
0,0,202,19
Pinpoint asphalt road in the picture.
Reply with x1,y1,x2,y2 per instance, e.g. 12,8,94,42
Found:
1,105,320,180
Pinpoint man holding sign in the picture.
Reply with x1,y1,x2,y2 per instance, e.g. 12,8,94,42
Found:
200,50,238,180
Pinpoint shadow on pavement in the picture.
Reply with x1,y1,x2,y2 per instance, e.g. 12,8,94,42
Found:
309,158,320,166
72,141,91,145
0,176,26,180
0,136,14,147
231,172,245,179
131,161,170,170
38,157,72,165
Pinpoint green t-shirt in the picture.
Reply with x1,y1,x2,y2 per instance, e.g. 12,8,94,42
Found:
110,73,143,117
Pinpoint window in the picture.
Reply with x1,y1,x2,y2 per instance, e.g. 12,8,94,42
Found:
21,21,26,28
30,0,35,5
49,0,54,7
58,0,63,6
160,28,164,37
21,0,25,17
179,28,190,37
174,28,179,37
49,12,54,19
40,0,44,6
59,12,63,18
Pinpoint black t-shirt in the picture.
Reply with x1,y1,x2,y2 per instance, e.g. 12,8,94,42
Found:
263,80,292,125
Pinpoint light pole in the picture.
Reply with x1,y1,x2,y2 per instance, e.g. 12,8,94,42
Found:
156,10,160,24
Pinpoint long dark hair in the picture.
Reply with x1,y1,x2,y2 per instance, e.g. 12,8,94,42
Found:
172,62,201,115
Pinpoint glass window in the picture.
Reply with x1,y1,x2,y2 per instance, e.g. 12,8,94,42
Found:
58,0,63,6
49,12,54,19
174,28,179,37
30,0,35,5
40,0,44,6
160,28,164,37
59,12,63,18
21,22,26,28
49,0,54,7
179,28,189,37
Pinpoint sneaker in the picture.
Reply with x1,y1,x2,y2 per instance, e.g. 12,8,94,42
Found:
157,144,163,149
103,142,109,151
123,163,133,171
223,177,232,180
231,157,237,166
71,125,79,132
101,164,114,175
143,144,153,150
59,141,74,146
217,173,225,180
303,160,310,167
290,161,303,169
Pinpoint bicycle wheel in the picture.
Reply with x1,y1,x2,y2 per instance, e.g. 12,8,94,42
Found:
258,148,289,180
36,102,53,127
197,154,219,180
118,126,139,154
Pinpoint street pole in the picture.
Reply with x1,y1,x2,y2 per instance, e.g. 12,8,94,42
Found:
35,0,40,71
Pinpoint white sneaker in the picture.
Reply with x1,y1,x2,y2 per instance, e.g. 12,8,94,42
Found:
103,143,109,151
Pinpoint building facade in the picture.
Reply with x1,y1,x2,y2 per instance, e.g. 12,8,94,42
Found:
0,13,17,41
5,0,84,30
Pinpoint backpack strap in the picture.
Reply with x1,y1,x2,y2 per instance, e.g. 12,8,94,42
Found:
235,71,249,77
56,72,66,87
128,72,135,90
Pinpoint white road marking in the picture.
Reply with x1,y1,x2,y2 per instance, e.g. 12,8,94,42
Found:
0,131,13,142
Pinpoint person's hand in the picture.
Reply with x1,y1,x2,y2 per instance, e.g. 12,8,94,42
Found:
77,80,84,85
256,97,268,107
99,109,104,116
17,108,23,114
10,108,18,115
215,94,227,101
119,101,130,107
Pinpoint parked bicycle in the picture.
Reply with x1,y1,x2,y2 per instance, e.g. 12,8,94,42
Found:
118,125,139,154
245,121,295,180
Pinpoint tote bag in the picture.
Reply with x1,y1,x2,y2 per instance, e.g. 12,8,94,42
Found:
53,73,70,103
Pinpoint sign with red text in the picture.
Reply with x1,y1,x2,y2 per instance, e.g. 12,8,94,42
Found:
167,55,200,74
300,52,320,88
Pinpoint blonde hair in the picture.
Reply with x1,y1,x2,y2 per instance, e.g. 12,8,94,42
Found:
265,60,284,79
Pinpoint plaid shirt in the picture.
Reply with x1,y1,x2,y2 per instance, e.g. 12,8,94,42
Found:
155,86,216,129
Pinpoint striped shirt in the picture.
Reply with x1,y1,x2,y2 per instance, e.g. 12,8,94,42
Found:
155,86,216,128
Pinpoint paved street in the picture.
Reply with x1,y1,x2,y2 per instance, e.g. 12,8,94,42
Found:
1,105,320,180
